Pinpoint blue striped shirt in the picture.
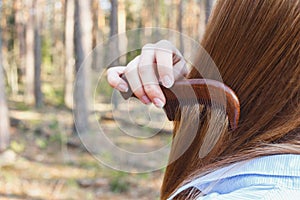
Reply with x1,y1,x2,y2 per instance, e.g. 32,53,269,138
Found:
168,154,300,199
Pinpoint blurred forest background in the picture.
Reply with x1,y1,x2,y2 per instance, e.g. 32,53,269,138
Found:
0,0,213,199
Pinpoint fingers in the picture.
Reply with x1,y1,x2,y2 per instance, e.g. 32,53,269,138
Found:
107,66,128,92
138,44,166,107
107,40,189,109
155,40,176,88
173,56,188,80
124,56,151,105
156,48,174,88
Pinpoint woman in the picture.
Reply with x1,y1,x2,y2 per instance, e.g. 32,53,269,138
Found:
107,0,300,199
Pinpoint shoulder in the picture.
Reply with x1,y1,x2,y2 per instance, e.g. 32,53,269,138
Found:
197,187,300,200
168,154,300,199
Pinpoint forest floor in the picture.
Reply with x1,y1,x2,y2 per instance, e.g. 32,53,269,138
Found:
0,100,173,200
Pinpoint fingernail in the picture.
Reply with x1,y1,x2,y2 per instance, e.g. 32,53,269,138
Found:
142,95,151,104
117,84,128,92
162,75,173,88
153,98,165,108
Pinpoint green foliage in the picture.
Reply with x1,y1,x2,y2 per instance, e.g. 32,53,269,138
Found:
109,178,129,193
6,11,15,51
125,1,136,30
110,170,128,178
100,151,113,163
49,119,59,130
43,83,64,107
66,178,79,188
126,49,141,63
42,37,53,70
96,76,114,102
141,125,153,133
137,172,150,180
49,133,67,145
47,119,67,145
10,140,25,153
35,138,48,149
14,101,30,111
109,171,129,193
78,160,100,169
87,193,94,200
1,171,16,182
31,119,43,127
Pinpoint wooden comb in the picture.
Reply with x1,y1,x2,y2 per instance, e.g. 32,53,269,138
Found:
119,75,240,130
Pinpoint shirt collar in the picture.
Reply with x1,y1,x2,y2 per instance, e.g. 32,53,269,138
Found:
168,154,300,199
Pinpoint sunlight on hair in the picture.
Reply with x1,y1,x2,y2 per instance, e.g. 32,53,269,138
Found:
198,108,228,158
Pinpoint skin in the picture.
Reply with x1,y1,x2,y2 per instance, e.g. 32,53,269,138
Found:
107,40,188,108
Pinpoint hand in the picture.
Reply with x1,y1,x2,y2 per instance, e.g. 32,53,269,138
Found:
107,40,188,108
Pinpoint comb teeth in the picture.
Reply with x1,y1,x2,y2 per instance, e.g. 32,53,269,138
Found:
163,94,227,122
164,99,226,115
119,75,240,131
163,98,209,120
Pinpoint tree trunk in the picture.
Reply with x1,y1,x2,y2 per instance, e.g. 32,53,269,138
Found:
25,0,35,105
177,0,184,53
110,0,118,37
34,0,43,108
64,0,75,108
166,1,173,29
109,0,119,66
74,0,92,134
154,0,160,27
15,0,26,84
91,0,104,71
0,0,10,151
198,0,206,40
7,1,20,98
205,0,214,24
53,0,65,75
153,0,161,41
92,0,99,49
118,0,127,65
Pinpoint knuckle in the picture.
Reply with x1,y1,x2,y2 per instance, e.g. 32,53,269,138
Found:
125,56,140,74
156,39,171,46
138,64,151,74
143,84,159,97
123,67,130,74
155,48,172,56
155,49,172,58
142,43,155,52
156,40,173,50
124,66,136,75
107,76,117,87
133,88,144,98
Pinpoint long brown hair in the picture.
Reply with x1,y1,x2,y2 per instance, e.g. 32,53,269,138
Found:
161,0,300,199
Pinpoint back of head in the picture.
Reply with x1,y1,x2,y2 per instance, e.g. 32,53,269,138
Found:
162,0,300,199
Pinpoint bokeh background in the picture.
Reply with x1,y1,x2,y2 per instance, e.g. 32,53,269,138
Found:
0,0,214,199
